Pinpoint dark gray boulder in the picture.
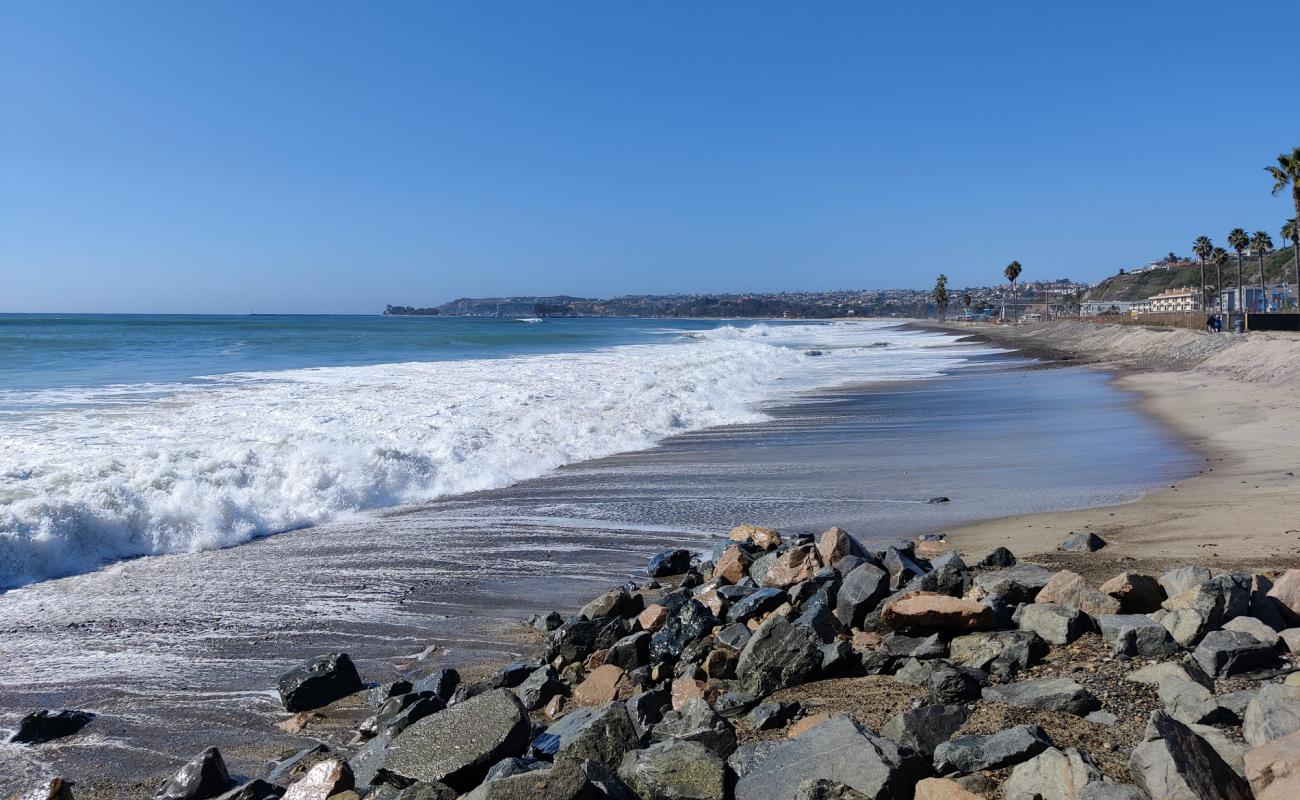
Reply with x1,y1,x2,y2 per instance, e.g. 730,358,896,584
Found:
605,632,651,672
619,739,726,800
277,653,363,712
361,693,445,739
973,565,1053,604
546,619,603,663
378,689,531,792
880,704,968,758
7,709,94,745
1128,711,1251,800
650,600,718,662
515,666,566,711
745,701,799,731
156,747,234,800
932,725,1052,775
728,716,929,800
948,630,1048,679
411,668,460,702
1078,783,1147,800
983,678,1101,716
926,662,985,705
881,546,927,591
1098,614,1180,658
581,587,636,620
901,552,970,597
647,549,691,577
712,691,758,720
650,699,737,756
727,588,786,624
1192,629,1278,677
625,689,670,740
211,780,285,800
462,759,635,800
1242,683,1300,747
1018,603,1089,646
716,622,752,651
879,633,946,660
483,757,546,783
735,615,821,698
1060,532,1106,552
833,563,889,630
530,702,640,770
978,547,1017,568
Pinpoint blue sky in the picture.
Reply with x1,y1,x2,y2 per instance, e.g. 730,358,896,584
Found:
2,1,1298,313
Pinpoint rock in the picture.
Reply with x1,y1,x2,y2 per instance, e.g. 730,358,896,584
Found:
881,704,968,758
1160,566,1213,598
618,739,726,800
649,600,718,662
1267,569,1300,623
932,724,1053,774
1158,676,1225,725
378,689,530,792
1085,711,1118,726
833,563,890,630
651,699,737,756
1193,629,1278,677
10,779,75,800
277,653,363,712
762,545,820,589
1245,728,1300,800
1077,784,1147,800
880,592,994,631
484,757,544,782
978,546,1017,568
515,666,566,711
625,689,670,739
880,632,946,660
282,759,353,800
729,524,782,550
1244,684,1300,748
701,647,737,679
1129,711,1252,800
211,781,287,800
912,778,984,799
973,564,1052,603
1125,656,1214,689
735,614,821,698
983,678,1101,716
156,747,234,800
1060,532,1107,552
1003,747,1104,800
7,710,94,744
411,668,460,702
530,611,565,631
786,713,833,739
361,693,445,739
1217,690,1258,724
713,691,758,720
369,681,415,707
714,546,753,585
1161,573,1252,643
461,760,633,800
1018,603,1089,645
745,701,799,731
816,527,859,565
269,745,336,786
715,622,752,651
1098,614,1180,658
1036,571,1120,617
532,702,640,770
1252,575,1289,631
606,632,651,672
1099,572,1165,614
902,552,971,597
648,549,692,577
948,630,1047,678
638,604,669,632
881,546,927,591
581,588,634,620
727,588,786,624
729,716,927,800
1224,615,1281,647
572,665,630,707
670,677,707,711
926,661,985,705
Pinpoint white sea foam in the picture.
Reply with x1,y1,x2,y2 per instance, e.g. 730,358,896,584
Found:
0,322,992,588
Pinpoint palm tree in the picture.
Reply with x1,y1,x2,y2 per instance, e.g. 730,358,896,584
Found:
1193,236,1213,311
933,274,949,321
1003,261,1023,321
962,292,973,316
1266,148,1300,306
1284,218,1299,309
1212,247,1229,315
1228,228,1249,316
1251,231,1273,312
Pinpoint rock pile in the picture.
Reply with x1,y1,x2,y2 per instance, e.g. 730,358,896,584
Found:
11,525,1300,799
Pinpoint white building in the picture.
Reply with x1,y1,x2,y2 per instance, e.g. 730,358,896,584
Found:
1080,300,1135,316
1147,287,1198,314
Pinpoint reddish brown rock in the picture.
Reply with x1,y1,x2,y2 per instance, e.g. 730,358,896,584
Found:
787,712,831,738
816,527,855,565
1268,569,1300,623
913,777,984,800
638,604,669,632
1245,728,1300,800
695,587,727,617
762,545,821,589
1100,571,1166,614
571,664,629,706
670,677,707,711
728,524,782,550
714,545,753,584
583,649,609,670
880,591,996,631
1036,570,1121,617
282,758,354,800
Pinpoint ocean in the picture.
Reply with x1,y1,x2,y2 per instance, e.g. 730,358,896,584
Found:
1,314,995,590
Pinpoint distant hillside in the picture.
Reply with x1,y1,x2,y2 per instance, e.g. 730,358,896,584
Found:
1086,250,1297,302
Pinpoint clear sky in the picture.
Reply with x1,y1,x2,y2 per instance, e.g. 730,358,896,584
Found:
2,1,1298,313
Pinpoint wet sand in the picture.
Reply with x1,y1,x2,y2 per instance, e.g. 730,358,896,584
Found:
0,357,1195,797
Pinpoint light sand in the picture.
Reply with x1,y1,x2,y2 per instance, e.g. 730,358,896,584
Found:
941,323,1300,574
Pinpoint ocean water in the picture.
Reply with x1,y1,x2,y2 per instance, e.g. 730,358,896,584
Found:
0,314,997,589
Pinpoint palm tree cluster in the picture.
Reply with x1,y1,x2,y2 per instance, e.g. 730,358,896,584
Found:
932,274,950,320
1002,260,1022,320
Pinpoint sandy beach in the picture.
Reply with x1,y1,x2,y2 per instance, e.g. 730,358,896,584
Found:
936,321,1300,579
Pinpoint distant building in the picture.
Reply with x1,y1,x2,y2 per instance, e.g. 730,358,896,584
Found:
1081,300,1135,316
1146,287,1198,314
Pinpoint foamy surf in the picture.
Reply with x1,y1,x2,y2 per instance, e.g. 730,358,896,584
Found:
0,322,991,588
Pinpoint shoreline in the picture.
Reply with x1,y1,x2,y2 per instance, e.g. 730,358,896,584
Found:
924,320,1300,580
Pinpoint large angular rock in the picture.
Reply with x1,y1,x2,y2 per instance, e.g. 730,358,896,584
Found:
573,665,630,707
1077,784,1146,800
531,702,640,770
650,699,737,757
379,689,531,792
7,710,94,744
282,759,353,800
1160,573,1252,644
360,693,445,740
1099,572,1165,614
1098,614,1180,658
714,546,753,585
1223,615,1281,647
735,614,821,698
1160,566,1212,598
727,588,785,624
1244,684,1300,748
1035,571,1120,617
833,563,889,630
881,705,968,758
213,781,287,800
650,600,718,662
1128,711,1251,800
1059,532,1106,553
977,546,1017,568
913,778,982,800
1018,603,1088,645
1192,630,1278,677
515,666,566,711
1244,728,1300,800
983,678,1101,716
647,549,692,577
729,525,782,550
902,552,971,597
880,592,994,632
619,739,726,800
728,716,928,800
1158,677,1225,725
926,662,985,705
1125,656,1214,690
948,630,1047,679
816,527,860,565
762,545,821,589
277,653,364,712
1267,569,1300,624
1003,747,1104,800
581,587,636,621
461,759,633,800
932,725,1052,774
156,747,235,800
881,546,928,591
974,564,1052,604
